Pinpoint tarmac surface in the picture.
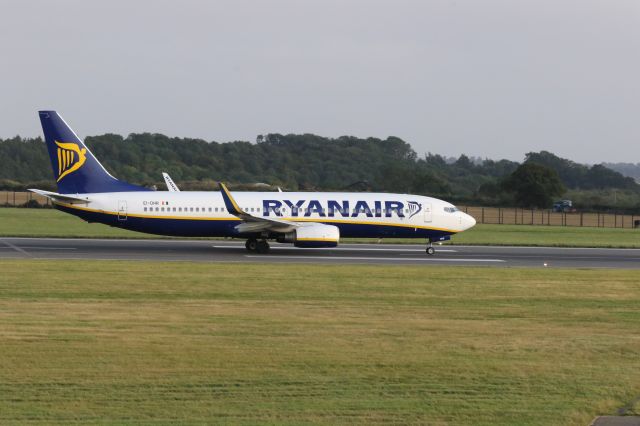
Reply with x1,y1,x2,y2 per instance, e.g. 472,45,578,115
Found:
1,237,640,268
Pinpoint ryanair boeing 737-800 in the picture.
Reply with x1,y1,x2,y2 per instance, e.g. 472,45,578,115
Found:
30,111,475,254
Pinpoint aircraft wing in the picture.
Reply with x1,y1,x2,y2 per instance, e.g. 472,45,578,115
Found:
219,182,298,233
28,189,90,204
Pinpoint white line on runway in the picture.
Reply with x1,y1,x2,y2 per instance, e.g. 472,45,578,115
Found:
0,239,32,257
0,247,77,250
213,245,457,253
452,244,640,251
245,255,504,262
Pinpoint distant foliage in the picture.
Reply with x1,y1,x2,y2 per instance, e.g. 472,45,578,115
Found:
0,134,638,210
602,162,640,182
0,137,51,181
502,163,566,208
525,151,637,190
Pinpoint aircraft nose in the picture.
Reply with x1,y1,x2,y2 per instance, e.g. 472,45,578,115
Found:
462,213,476,230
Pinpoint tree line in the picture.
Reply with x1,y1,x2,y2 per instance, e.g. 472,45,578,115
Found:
0,133,638,211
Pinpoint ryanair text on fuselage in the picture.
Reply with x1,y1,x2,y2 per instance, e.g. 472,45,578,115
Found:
262,199,421,219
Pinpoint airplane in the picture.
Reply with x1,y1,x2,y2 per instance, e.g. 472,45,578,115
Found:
30,111,476,255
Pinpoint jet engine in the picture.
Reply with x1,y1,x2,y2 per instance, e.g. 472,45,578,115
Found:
277,223,340,248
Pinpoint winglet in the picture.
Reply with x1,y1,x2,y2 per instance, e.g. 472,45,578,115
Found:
219,182,243,216
162,172,180,192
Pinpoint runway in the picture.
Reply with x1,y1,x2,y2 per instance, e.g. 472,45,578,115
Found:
1,237,640,268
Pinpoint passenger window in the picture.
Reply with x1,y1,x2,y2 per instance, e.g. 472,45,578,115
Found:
143,207,147,212
155,207,159,212
173,207,176,212
178,207,182,212
208,207,212,212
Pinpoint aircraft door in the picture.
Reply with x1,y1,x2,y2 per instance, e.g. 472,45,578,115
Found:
423,203,432,223
118,200,127,221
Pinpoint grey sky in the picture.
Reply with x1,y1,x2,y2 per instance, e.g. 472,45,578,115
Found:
1,0,638,163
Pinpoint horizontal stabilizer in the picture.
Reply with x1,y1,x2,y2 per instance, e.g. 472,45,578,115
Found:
28,189,90,204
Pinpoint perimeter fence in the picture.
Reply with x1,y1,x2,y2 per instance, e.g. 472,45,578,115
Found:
1,191,639,229
1,191,51,206
460,206,639,229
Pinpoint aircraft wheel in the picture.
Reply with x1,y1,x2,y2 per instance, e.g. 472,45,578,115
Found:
256,240,270,254
426,246,435,256
246,238,258,252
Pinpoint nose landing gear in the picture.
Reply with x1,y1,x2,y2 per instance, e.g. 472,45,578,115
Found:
426,239,435,256
245,238,270,254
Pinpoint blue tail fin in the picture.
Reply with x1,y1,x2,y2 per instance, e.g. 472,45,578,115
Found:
39,111,151,194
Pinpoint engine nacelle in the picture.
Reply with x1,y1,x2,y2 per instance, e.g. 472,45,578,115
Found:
277,223,340,248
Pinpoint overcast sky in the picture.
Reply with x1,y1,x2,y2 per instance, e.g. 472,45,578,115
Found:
1,0,638,163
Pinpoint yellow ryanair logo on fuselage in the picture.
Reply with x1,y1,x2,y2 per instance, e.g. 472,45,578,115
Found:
55,141,87,182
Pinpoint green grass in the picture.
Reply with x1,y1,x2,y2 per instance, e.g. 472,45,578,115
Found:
1,260,640,425
1,207,639,247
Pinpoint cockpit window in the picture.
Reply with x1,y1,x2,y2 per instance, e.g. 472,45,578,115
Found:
444,206,459,213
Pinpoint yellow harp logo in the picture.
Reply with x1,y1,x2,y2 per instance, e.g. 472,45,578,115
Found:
55,141,87,182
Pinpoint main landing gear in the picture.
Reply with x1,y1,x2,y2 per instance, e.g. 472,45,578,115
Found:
245,238,270,254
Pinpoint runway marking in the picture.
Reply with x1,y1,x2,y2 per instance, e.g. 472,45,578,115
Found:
453,244,640,251
0,246,77,250
479,254,640,260
245,255,505,262
212,245,457,253
0,239,32,257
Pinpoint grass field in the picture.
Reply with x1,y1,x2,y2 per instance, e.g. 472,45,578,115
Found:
1,260,640,424
1,207,639,247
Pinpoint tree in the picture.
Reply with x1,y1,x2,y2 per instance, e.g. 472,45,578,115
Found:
525,150,586,188
502,163,565,208
525,151,636,190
